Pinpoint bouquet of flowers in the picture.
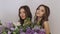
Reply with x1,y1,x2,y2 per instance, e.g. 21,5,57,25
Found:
0,18,47,34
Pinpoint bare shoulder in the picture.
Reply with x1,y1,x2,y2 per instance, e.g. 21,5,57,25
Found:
43,21,49,26
44,21,49,24
43,21,50,34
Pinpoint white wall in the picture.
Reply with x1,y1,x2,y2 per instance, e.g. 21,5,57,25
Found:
0,0,60,34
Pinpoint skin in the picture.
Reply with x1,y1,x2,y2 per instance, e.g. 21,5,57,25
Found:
19,8,26,19
36,6,45,18
44,21,50,34
36,6,50,34
19,8,31,26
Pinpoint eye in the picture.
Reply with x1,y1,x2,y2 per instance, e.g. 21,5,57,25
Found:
23,11,25,13
41,10,44,12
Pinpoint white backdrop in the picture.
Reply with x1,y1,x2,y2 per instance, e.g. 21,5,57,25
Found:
0,0,60,34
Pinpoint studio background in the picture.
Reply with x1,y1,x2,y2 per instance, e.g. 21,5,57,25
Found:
0,0,60,34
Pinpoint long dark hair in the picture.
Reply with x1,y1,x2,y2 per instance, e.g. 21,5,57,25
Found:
18,5,32,25
35,4,50,28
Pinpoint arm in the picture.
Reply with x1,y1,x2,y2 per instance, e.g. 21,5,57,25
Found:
44,21,51,34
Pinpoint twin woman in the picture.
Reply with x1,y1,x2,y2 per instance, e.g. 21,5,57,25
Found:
18,4,50,34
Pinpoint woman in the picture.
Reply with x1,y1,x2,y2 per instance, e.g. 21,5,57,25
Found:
18,5,32,27
34,4,51,34
10,5,32,34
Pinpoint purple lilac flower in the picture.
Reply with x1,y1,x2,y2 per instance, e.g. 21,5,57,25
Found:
0,25,4,33
10,27,15,31
39,31,45,34
40,29,45,32
37,29,46,34
8,31,11,34
38,29,46,34
20,32,25,34
26,27,32,34
6,22,13,29
20,29,25,34
31,30,35,34
34,32,38,34
20,29,23,33
33,29,45,34
33,25,40,30
35,29,41,33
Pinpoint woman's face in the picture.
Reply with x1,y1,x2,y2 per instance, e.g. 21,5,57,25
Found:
20,8,26,19
36,6,45,17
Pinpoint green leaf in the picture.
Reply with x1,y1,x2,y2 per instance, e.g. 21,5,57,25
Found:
0,20,2,25
13,32,16,34
14,27,19,34
2,31,7,34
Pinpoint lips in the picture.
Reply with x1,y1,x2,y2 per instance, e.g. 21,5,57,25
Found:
21,16,25,18
21,15,26,19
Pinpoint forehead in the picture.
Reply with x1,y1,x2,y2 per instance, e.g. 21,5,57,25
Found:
20,8,25,12
39,6,45,10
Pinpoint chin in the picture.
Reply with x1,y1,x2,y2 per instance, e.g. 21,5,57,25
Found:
22,18,25,19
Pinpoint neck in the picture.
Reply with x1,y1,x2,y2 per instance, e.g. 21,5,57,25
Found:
37,17,42,21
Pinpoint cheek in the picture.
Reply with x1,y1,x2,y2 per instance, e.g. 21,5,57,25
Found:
20,14,22,17
36,13,40,16
39,12,45,16
40,12,44,15
22,13,25,16
20,13,26,19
